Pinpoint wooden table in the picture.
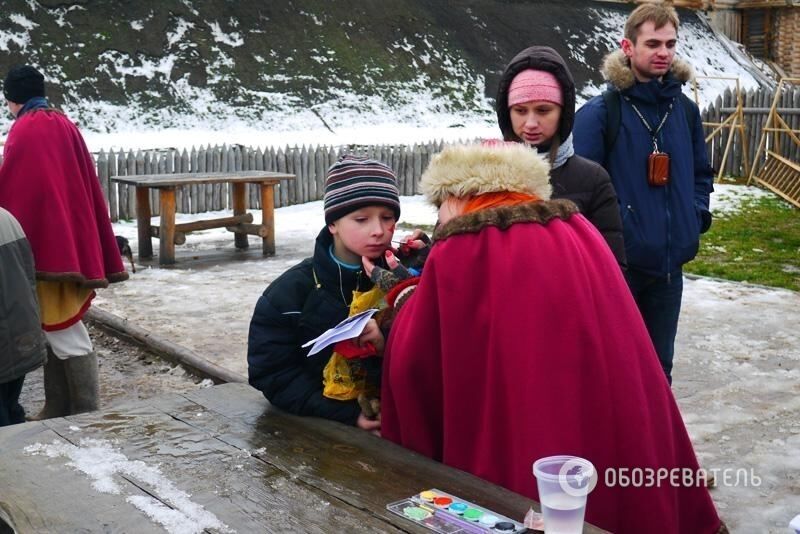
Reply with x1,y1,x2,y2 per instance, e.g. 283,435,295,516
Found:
0,383,608,533
112,171,294,265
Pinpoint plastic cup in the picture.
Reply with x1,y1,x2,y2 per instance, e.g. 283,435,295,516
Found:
533,455,595,534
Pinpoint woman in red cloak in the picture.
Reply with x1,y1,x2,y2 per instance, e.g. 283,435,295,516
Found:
0,65,127,418
380,143,724,533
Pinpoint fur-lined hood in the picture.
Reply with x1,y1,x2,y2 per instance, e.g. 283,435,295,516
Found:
601,50,693,91
420,143,552,207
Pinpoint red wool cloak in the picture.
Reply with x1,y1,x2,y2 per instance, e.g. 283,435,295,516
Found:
0,110,126,288
381,201,721,534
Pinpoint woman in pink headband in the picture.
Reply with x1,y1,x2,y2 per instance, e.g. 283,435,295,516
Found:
495,46,626,268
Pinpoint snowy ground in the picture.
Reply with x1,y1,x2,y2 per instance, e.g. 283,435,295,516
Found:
94,184,799,533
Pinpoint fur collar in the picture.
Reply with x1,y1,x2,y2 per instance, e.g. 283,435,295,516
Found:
601,50,693,91
421,143,552,208
433,199,578,242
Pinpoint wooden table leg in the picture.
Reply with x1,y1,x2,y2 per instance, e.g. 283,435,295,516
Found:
260,183,275,256
232,182,249,250
159,187,176,265
135,187,153,259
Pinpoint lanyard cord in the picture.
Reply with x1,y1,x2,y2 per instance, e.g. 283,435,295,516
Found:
313,266,358,307
622,95,674,152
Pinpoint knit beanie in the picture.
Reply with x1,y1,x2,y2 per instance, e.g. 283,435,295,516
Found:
3,65,45,104
507,69,563,107
324,155,401,224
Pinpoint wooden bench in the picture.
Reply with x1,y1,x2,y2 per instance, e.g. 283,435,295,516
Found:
111,171,294,265
0,383,608,533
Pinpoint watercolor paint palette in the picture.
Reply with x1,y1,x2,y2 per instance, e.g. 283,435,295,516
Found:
386,488,527,533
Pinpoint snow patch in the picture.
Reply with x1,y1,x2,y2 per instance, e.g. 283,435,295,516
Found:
206,21,244,47
709,183,775,217
9,13,38,30
25,438,233,534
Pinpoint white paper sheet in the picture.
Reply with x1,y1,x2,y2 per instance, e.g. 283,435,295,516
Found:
302,308,379,356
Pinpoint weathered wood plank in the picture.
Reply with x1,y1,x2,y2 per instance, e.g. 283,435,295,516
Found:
38,399,397,534
173,384,609,534
112,171,294,188
0,422,167,534
159,187,177,265
232,182,249,249
260,184,276,256
135,187,153,259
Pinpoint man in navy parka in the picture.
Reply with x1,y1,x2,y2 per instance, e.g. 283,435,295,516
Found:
573,4,714,384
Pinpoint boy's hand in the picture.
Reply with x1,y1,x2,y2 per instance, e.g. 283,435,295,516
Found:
356,412,381,435
357,319,385,354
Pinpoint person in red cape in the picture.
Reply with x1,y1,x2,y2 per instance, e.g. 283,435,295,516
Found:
0,65,127,418
380,143,726,533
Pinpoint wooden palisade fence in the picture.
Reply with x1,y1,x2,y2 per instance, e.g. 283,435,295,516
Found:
96,142,448,222
701,83,800,179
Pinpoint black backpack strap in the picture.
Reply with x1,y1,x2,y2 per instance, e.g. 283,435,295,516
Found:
602,88,621,156
679,92,698,138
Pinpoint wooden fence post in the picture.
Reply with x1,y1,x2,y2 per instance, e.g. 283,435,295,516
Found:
107,149,119,222
315,146,326,200
276,147,288,208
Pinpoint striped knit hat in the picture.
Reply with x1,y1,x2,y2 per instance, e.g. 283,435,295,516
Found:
323,155,401,224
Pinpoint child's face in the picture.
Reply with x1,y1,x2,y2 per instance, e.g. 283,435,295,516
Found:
328,205,396,262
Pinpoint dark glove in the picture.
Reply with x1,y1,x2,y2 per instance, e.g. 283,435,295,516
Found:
698,208,712,234
370,260,415,293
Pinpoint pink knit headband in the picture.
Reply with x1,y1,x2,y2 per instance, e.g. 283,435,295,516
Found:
507,69,563,107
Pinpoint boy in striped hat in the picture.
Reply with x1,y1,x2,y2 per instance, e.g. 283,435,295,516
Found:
248,155,401,432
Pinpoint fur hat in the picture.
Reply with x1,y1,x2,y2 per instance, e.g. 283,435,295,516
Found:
3,65,45,104
324,155,401,224
421,143,552,207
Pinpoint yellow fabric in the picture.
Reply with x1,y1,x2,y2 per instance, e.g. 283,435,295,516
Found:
36,281,94,329
322,286,385,400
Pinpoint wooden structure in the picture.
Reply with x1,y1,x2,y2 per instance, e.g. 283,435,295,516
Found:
693,76,751,180
97,142,442,223
701,83,800,178
112,171,294,265
0,383,609,533
748,77,800,207
712,1,800,78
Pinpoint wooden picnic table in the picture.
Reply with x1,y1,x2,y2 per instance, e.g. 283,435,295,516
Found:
0,383,608,533
111,171,294,265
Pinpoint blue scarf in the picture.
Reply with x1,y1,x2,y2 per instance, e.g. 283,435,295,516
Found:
17,96,49,118
537,133,575,170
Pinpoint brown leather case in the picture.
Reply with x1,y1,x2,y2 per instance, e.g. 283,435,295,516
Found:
648,152,670,186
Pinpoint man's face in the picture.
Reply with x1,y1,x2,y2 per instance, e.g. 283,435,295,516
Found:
622,21,677,82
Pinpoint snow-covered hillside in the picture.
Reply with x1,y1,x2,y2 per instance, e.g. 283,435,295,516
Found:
0,2,768,151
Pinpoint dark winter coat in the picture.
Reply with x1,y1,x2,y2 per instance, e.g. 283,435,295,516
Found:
496,46,626,267
248,227,377,425
573,51,714,276
0,208,46,384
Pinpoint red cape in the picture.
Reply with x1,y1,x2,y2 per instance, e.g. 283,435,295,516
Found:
381,202,721,534
0,110,126,287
